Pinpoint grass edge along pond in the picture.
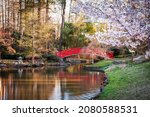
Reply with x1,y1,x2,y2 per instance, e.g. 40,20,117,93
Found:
91,60,150,100
88,60,113,68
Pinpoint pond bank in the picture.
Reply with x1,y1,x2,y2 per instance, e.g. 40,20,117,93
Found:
84,59,150,100
0,60,69,68
96,61,150,99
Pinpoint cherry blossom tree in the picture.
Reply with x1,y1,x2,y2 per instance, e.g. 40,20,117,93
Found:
72,0,150,58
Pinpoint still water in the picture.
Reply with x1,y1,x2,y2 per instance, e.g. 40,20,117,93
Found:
0,65,105,100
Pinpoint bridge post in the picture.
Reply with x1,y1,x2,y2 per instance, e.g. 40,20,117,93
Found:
91,53,94,64
78,55,80,61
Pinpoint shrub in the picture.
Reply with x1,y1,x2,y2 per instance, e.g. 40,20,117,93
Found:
42,54,61,62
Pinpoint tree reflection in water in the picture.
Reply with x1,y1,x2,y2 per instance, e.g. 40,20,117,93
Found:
0,65,105,100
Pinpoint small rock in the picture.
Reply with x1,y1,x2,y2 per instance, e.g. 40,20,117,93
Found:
0,63,7,67
133,55,146,63
145,50,150,60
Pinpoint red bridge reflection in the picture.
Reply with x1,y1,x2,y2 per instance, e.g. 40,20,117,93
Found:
57,71,106,80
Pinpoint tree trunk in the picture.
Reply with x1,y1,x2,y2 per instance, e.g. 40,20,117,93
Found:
24,0,27,31
38,0,41,23
7,0,10,28
59,0,66,51
19,0,23,33
16,9,20,31
2,0,5,29
68,0,72,22
12,0,15,29
148,35,150,50
0,52,1,61
4,0,7,28
32,0,35,65
32,29,35,65
46,0,49,23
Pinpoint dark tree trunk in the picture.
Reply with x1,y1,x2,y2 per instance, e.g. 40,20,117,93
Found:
7,0,10,28
32,0,35,65
19,0,23,33
1,0,5,29
24,0,27,31
59,0,66,51
46,0,49,23
4,0,7,28
38,0,41,23
2,0,5,29
148,35,150,50
12,0,16,29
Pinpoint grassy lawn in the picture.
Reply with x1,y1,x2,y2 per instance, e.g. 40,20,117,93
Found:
98,61,150,100
87,60,113,68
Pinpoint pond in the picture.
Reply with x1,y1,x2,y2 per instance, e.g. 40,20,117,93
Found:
0,65,106,100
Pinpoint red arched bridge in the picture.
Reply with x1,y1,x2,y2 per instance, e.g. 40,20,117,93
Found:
55,47,114,59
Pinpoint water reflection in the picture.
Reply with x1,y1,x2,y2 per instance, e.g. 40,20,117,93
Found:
0,65,105,100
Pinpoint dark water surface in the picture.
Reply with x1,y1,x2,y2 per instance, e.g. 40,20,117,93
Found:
0,65,105,100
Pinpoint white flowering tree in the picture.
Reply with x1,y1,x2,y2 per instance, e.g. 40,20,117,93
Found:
72,0,150,58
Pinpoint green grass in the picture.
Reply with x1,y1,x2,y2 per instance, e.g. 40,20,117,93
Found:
87,60,113,68
98,61,150,100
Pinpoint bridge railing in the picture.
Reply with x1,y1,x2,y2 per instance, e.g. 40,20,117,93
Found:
55,48,114,59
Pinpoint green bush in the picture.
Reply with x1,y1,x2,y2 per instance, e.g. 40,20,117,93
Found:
1,53,25,60
109,47,120,56
110,47,132,58
42,54,61,62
